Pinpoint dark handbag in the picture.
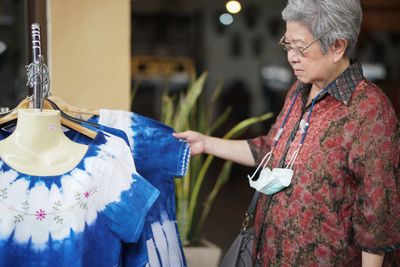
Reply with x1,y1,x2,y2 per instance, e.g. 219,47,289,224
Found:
220,191,259,267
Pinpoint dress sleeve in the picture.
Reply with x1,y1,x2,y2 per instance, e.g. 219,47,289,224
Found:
155,128,190,178
349,96,400,253
103,144,160,243
133,113,190,178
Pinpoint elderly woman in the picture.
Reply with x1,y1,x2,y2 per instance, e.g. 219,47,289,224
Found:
174,0,400,266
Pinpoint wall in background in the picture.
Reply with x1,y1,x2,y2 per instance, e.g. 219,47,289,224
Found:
202,0,289,125
47,0,131,110
130,0,291,133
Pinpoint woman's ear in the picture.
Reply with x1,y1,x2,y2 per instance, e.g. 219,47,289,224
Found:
331,38,348,62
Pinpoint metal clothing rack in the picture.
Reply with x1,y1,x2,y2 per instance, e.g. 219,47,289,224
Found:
27,23,50,110
23,23,99,130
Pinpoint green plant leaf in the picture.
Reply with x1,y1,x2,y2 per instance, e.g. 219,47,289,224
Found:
207,106,232,136
223,112,274,139
159,72,274,245
161,93,174,126
191,160,233,244
210,75,224,104
190,154,204,192
174,73,207,132
130,81,139,107
184,111,273,245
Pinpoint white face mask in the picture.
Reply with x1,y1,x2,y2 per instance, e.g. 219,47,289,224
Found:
249,167,293,195
248,148,298,195
247,81,334,196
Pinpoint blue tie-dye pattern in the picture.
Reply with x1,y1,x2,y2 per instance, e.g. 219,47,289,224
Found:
0,160,11,173
0,155,63,191
67,124,151,267
0,130,159,267
25,175,62,190
88,114,188,221
74,133,104,172
58,114,188,266
105,177,160,243
88,112,189,267
124,114,189,267
64,125,130,156
0,131,106,190
0,216,123,267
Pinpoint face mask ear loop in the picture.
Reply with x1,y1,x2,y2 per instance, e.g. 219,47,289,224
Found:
247,89,300,180
247,149,273,180
261,149,273,170
284,82,335,170
285,145,301,170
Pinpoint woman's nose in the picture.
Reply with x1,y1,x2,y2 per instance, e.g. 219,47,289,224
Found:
287,50,300,64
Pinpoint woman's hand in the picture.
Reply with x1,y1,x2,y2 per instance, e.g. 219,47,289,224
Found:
173,130,255,166
172,130,207,156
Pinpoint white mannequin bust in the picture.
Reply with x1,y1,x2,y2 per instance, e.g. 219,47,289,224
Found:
0,109,88,175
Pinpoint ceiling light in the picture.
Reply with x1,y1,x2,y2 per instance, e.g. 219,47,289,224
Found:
219,13,234,26
226,0,241,14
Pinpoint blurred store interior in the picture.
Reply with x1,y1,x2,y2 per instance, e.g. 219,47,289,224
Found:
0,0,399,256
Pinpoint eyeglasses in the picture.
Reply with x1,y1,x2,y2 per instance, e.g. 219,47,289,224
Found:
278,32,328,57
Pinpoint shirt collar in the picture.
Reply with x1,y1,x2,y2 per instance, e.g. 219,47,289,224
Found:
297,61,364,106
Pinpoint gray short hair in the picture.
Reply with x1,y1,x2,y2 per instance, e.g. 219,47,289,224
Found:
282,0,362,59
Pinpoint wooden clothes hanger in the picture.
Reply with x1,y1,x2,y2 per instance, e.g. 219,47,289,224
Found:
45,99,99,139
47,95,100,120
0,97,98,139
0,97,31,123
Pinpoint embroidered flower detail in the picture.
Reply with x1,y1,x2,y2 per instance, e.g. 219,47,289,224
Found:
0,188,8,200
83,186,98,199
3,185,99,224
90,186,98,195
14,214,24,223
13,200,31,223
52,201,64,224
75,186,97,210
54,215,63,224
35,209,46,221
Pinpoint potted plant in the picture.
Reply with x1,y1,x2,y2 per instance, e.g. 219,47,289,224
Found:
160,73,273,266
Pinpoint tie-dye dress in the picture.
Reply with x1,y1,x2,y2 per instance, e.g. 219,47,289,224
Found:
0,130,159,267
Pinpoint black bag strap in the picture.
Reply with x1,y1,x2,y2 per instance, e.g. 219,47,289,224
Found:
241,191,259,231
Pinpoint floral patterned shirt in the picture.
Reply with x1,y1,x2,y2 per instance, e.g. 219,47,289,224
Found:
248,62,400,266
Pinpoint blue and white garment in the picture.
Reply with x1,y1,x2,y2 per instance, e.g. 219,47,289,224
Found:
0,130,160,267
89,110,190,267
66,124,151,267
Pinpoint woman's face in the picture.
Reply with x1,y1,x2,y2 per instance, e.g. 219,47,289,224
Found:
284,21,334,85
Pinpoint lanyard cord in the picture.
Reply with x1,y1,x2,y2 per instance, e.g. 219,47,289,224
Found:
272,89,300,148
285,81,334,170
248,81,335,179
299,81,335,145
254,81,336,258
274,81,335,148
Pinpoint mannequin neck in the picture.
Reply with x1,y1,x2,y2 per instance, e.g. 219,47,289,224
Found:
0,108,89,176
12,109,66,153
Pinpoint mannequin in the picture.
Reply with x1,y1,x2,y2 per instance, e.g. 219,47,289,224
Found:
0,109,88,175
